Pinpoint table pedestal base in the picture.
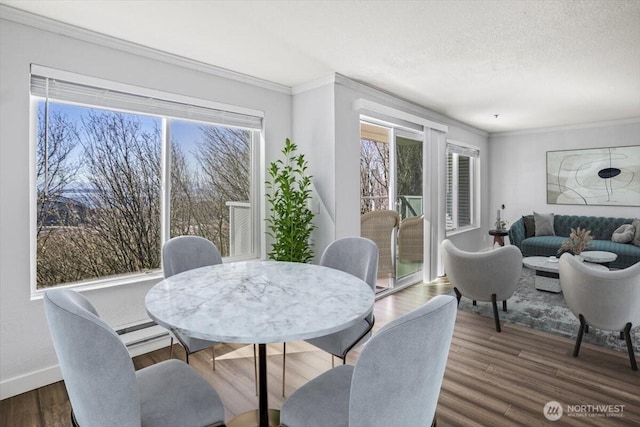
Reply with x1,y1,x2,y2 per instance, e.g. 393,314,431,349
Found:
227,409,280,427
534,270,561,293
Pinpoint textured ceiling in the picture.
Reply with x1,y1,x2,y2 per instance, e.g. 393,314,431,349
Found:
2,0,639,133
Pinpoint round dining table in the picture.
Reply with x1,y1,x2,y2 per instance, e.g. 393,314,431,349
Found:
145,260,375,427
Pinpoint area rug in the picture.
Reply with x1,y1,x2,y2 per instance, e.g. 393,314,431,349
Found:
449,268,639,354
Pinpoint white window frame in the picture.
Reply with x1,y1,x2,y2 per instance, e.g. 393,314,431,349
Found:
445,139,480,235
30,65,264,296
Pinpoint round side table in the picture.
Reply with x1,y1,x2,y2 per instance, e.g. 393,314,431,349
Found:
489,229,509,247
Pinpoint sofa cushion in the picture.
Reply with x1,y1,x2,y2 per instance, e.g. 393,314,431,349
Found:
534,212,554,236
612,224,635,243
633,219,640,247
522,215,535,238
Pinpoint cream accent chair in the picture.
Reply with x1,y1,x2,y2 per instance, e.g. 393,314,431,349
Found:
361,210,399,281
398,215,424,262
441,239,522,332
559,254,640,370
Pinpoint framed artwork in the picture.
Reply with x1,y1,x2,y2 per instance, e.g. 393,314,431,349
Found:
546,146,640,206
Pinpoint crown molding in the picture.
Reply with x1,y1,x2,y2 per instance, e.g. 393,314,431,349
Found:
334,74,488,138
291,75,336,95
0,5,292,95
490,117,640,138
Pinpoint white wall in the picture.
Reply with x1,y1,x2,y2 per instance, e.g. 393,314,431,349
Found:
0,15,291,398
291,82,336,262
489,120,640,231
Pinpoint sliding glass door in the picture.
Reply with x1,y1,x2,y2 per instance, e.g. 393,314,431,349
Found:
395,131,424,285
360,120,424,292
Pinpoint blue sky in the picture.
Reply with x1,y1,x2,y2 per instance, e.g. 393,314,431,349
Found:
40,100,205,175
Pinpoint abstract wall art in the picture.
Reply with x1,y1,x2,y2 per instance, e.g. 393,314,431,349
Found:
547,146,640,206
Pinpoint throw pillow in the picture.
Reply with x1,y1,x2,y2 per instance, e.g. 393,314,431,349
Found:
534,212,555,236
611,224,635,243
632,219,640,247
522,215,535,238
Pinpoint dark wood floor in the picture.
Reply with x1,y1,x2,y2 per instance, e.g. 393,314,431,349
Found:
2,278,639,426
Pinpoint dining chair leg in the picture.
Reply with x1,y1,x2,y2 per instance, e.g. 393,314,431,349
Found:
169,336,174,359
502,300,507,312
212,347,216,371
282,342,286,397
491,294,501,332
253,344,258,396
453,287,461,305
623,322,637,371
573,314,586,357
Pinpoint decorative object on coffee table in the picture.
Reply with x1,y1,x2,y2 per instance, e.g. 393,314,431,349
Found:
557,227,593,257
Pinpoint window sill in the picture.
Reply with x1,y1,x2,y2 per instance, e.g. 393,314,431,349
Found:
31,270,164,300
30,255,261,300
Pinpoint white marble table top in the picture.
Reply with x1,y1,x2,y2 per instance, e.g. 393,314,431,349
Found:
523,256,608,273
580,251,617,263
145,260,374,344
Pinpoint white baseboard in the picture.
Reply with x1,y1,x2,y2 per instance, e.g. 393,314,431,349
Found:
0,330,171,400
0,364,62,400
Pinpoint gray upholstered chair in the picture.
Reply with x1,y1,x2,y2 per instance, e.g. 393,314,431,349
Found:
280,295,457,427
305,237,379,363
441,239,522,332
162,235,223,368
281,237,378,396
163,235,258,386
43,289,226,427
559,253,640,370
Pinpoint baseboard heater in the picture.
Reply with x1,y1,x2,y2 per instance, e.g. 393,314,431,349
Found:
116,321,169,348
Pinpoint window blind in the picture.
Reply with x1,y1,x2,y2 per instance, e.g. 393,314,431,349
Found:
457,156,471,227
30,74,263,130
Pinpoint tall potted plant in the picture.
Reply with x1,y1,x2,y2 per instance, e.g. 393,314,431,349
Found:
266,138,315,262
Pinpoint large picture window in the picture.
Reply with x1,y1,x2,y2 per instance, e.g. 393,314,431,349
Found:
446,141,479,232
32,66,262,289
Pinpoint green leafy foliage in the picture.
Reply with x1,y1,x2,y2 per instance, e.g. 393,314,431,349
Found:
266,138,315,263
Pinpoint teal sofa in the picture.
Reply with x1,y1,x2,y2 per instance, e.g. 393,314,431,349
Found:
508,215,640,269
